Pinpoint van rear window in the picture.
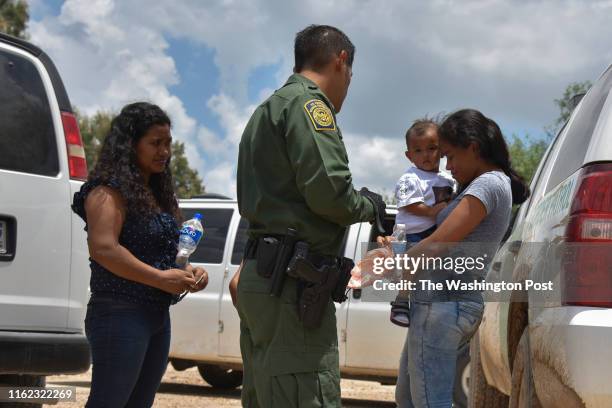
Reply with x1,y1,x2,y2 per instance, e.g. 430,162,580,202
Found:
0,49,59,176
231,217,249,265
181,208,233,264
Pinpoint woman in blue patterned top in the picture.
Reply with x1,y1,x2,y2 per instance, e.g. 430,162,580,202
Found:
72,102,208,407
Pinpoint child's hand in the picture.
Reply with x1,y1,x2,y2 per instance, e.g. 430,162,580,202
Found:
430,201,448,216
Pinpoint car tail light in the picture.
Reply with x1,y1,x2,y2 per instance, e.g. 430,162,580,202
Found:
61,111,88,180
563,163,612,307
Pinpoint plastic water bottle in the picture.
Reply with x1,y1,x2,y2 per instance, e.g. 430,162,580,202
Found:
176,213,204,268
391,223,407,255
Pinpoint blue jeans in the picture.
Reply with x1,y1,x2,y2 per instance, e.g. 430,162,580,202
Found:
395,301,484,408
84,297,171,408
406,225,436,243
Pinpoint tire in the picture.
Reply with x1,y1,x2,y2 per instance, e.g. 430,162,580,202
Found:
453,343,470,408
468,331,509,408
509,329,541,408
198,364,243,389
0,375,45,408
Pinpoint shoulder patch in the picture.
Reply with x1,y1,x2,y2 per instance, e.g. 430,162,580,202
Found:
303,99,336,132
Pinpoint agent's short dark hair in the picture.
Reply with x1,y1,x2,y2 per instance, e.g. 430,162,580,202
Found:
405,118,439,149
294,25,355,72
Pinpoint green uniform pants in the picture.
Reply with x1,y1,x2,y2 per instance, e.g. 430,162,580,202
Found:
236,260,341,408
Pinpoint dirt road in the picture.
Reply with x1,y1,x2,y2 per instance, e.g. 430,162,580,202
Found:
48,366,396,407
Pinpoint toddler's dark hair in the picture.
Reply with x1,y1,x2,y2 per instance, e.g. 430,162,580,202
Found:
405,118,439,149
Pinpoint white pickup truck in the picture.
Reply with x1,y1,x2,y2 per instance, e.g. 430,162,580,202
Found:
169,196,470,406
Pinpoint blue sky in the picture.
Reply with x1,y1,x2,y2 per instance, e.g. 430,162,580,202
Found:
27,0,612,197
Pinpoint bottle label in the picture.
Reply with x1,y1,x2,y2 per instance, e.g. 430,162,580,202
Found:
180,225,203,244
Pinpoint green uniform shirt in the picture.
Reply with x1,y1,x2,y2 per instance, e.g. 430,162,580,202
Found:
237,73,375,256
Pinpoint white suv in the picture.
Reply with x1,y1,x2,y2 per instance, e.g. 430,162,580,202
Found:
169,196,471,407
471,64,612,407
0,33,90,396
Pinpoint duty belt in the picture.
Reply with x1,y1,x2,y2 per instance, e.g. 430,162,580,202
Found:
243,236,337,268
243,231,355,328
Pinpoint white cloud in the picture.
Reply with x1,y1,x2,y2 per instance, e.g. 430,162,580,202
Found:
207,94,256,148
202,162,236,199
29,0,612,198
194,94,257,197
30,0,204,187
343,133,406,197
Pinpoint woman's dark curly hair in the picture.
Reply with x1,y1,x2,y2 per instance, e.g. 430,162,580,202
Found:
89,102,179,219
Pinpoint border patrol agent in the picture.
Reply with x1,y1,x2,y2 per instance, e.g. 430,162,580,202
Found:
234,25,386,407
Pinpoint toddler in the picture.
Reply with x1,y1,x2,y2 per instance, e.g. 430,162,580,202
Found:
390,119,455,326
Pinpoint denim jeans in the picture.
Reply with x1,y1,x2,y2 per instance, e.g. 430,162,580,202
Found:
84,296,171,408
395,300,484,408
405,225,436,244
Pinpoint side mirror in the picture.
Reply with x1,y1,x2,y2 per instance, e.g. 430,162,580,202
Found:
569,92,586,112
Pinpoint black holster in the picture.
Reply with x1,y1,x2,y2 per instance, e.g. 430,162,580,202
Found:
287,242,355,329
246,233,355,329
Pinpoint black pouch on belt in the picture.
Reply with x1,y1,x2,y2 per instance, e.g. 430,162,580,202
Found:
255,237,279,278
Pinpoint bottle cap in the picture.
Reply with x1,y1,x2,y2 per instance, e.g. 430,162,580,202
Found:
194,213,202,220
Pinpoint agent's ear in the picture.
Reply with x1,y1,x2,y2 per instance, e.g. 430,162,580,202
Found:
404,150,410,160
336,50,349,71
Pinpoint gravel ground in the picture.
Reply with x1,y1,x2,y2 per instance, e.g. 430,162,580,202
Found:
47,366,396,407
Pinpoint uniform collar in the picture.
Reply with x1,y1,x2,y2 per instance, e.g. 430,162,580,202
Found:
283,73,336,113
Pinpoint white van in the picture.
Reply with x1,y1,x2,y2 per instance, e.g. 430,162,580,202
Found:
471,64,612,407
0,32,90,397
170,195,470,407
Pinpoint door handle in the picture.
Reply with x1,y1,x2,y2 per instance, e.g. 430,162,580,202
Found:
352,288,362,300
0,215,16,262
508,240,522,255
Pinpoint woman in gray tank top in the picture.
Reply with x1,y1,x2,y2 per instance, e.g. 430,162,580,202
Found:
392,109,531,408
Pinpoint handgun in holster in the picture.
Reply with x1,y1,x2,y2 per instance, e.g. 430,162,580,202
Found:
286,242,355,329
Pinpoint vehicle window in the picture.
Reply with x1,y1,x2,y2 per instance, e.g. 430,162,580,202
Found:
517,121,567,220
546,66,612,192
231,217,249,265
181,208,233,264
0,49,59,176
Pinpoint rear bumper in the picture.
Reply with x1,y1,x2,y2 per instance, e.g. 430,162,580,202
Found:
531,306,612,407
0,331,90,375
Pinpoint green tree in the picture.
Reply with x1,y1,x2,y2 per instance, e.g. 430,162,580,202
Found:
506,134,548,183
169,141,204,198
76,108,113,168
75,109,205,198
0,0,28,39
